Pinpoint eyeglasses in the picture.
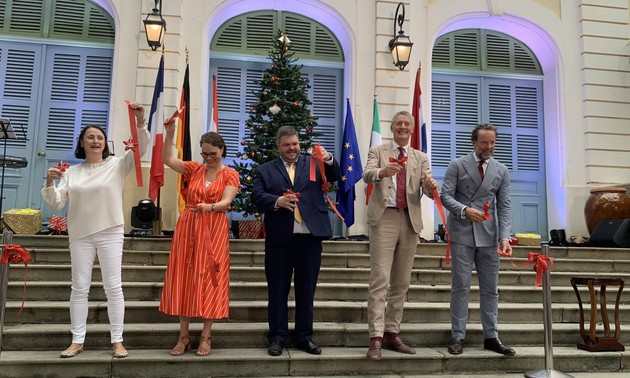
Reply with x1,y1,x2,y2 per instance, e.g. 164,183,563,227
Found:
200,152,219,159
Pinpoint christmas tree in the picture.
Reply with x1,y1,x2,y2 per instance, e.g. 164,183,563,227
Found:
230,31,319,218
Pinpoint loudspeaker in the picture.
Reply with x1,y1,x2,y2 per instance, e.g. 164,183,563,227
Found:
590,219,630,248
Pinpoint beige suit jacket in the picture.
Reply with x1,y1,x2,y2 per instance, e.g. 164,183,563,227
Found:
362,143,431,234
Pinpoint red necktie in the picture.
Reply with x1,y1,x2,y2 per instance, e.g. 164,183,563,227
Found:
396,147,407,211
478,160,485,180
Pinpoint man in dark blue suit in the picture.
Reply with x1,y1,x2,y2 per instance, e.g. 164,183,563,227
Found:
252,125,341,357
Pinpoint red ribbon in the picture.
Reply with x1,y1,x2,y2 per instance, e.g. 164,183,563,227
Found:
185,205,219,287
388,156,408,169
1,244,31,315
432,188,452,265
124,100,143,187
123,139,137,151
309,145,344,222
483,201,492,220
55,161,69,172
518,252,554,287
165,105,185,125
47,215,68,234
283,189,301,200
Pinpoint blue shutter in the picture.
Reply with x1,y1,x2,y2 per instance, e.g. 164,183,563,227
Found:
431,73,547,236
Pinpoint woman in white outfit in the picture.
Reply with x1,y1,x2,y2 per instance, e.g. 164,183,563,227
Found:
41,102,149,358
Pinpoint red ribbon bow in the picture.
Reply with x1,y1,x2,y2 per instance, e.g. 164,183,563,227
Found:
483,201,492,220
518,252,554,287
388,156,408,169
47,215,68,234
55,161,69,172
283,189,301,200
1,244,31,315
309,145,345,222
123,138,137,151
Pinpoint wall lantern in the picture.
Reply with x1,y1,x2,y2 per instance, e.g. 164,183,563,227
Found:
143,0,166,51
388,2,413,70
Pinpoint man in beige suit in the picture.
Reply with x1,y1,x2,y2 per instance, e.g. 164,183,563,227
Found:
362,110,437,360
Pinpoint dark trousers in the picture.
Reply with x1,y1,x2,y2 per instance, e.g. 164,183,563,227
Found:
265,233,322,344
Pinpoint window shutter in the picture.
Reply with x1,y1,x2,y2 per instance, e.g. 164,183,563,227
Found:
8,0,44,35
0,42,41,149
43,46,112,151
213,11,342,61
2,0,113,43
434,29,541,74
309,71,339,154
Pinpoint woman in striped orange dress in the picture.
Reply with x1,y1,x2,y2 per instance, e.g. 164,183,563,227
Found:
159,119,240,356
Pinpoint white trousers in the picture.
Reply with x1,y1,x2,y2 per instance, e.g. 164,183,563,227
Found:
69,225,124,344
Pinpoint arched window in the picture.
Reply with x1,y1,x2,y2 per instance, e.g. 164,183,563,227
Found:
431,29,547,236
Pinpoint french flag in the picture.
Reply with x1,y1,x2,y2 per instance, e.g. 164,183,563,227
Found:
148,55,165,201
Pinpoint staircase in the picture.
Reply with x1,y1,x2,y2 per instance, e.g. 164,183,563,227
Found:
1,235,629,377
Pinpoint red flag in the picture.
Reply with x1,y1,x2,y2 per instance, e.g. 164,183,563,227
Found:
175,63,191,212
148,56,165,201
411,65,427,153
209,74,219,132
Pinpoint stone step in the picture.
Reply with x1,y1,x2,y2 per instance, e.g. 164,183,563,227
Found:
0,322,602,351
2,300,624,325
0,346,624,378
4,281,603,304
9,264,630,288
14,234,630,258
21,248,630,274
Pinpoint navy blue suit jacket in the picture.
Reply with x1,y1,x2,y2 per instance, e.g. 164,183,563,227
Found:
252,155,341,246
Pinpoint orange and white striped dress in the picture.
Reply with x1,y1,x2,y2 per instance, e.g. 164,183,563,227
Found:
159,162,240,319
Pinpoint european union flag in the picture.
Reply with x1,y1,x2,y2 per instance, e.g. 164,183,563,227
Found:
337,98,363,228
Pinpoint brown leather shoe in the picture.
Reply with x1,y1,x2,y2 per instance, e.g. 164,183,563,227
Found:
382,334,416,354
448,338,464,355
484,338,515,356
366,337,382,360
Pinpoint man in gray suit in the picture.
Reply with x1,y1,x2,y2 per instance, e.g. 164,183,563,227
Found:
362,111,437,360
440,123,515,356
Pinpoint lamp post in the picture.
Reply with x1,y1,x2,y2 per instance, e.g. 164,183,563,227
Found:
143,0,166,51
389,2,413,70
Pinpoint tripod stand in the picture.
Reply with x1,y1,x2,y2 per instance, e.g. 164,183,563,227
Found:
0,118,16,233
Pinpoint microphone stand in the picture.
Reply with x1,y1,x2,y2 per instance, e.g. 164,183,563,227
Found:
0,119,15,233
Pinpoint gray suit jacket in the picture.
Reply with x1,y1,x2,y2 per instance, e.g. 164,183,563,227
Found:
362,143,431,234
439,152,511,247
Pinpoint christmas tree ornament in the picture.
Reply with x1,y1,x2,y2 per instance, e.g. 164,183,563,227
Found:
271,76,278,83
293,101,299,108
240,140,245,146
269,104,281,115
278,32,291,52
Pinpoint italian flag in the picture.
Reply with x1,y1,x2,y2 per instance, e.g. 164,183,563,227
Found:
365,96,382,204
